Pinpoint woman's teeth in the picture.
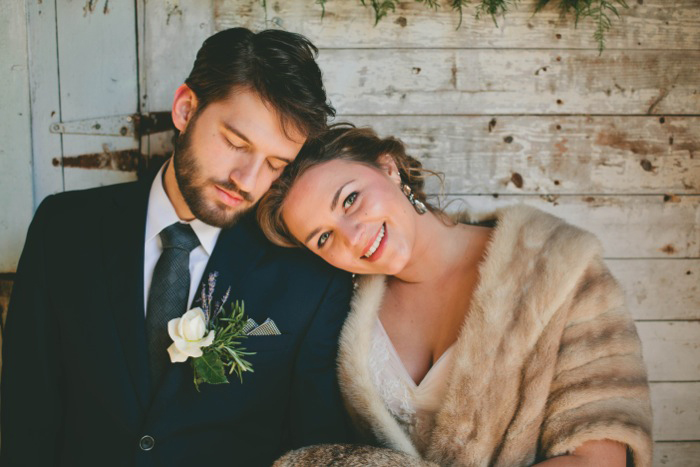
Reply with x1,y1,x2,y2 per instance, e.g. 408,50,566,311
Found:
363,224,385,258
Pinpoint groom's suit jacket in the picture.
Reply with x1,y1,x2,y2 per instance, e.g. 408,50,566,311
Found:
1,175,353,467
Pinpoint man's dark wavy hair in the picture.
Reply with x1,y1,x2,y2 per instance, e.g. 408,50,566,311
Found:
185,27,335,139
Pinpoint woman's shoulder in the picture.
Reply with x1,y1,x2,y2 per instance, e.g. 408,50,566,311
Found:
454,204,603,259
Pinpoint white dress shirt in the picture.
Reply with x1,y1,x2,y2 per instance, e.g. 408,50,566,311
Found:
143,160,222,315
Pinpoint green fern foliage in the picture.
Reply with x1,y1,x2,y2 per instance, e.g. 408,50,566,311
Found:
301,0,629,52
535,0,628,52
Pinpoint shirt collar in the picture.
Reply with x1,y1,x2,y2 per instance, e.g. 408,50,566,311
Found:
145,159,221,255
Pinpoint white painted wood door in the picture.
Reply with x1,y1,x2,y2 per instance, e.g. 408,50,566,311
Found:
27,0,140,207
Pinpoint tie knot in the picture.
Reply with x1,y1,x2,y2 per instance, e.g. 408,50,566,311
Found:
160,222,200,252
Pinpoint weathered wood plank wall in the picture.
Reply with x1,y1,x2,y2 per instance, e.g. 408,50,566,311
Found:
0,0,697,463
214,0,700,463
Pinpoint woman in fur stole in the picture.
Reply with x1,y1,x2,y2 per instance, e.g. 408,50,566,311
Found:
258,125,652,467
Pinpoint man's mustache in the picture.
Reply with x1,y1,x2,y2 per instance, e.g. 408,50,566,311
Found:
214,180,254,203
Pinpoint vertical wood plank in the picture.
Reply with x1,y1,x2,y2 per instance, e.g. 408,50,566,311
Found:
0,0,34,272
139,0,215,163
55,0,138,189
27,0,64,206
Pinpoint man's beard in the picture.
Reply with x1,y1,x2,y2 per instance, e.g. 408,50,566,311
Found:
172,120,253,229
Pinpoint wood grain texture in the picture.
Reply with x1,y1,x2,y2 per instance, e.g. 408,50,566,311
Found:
651,382,700,441
653,442,700,466
609,259,700,321
56,0,138,191
1,0,34,272
348,115,700,195
444,195,700,258
137,0,214,161
316,49,700,115
26,0,64,206
216,0,700,51
638,321,700,381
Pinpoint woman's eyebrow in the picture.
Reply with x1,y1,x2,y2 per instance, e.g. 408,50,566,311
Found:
331,180,355,210
305,227,321,245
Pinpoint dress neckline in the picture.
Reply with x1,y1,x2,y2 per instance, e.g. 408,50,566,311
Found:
376,318,456,388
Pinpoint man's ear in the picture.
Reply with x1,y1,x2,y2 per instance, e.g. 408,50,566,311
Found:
378,153,402,185
172,84,198,132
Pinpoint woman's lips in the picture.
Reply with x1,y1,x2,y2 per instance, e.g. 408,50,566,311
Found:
214,185,244,207
361,223,387,262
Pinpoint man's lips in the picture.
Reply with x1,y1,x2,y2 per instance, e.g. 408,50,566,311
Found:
214,185,244,207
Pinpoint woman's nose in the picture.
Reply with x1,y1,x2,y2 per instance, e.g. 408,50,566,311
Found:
339,220,365,250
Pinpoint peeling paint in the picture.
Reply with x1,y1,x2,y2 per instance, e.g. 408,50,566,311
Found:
166,3,183,25
596,129,665,158
660,244,677,255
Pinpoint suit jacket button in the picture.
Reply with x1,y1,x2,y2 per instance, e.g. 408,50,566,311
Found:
139,435,155,451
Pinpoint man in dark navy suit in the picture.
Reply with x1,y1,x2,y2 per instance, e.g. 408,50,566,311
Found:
1,28,352,466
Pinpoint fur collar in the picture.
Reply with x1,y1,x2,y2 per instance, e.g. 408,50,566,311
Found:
337,204,602,459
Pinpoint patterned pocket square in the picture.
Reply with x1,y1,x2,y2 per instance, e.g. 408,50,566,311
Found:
244,318,281,336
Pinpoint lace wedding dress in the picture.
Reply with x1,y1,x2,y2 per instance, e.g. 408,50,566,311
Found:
368,319,456,456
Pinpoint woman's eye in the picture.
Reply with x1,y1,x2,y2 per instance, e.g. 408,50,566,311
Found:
343,192,358,209
317,232,330,248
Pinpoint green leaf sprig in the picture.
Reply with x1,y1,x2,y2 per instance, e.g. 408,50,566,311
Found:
192,273,255,391
302,0,629,52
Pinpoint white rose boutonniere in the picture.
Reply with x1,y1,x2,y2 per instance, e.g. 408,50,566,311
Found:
167,272,254,391
167,308,215,362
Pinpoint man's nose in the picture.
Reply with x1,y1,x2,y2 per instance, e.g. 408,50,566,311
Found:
229,156,263,194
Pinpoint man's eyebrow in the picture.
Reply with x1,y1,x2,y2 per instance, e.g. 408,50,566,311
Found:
221,122,294,164
304,179,355,246
221,122,251,144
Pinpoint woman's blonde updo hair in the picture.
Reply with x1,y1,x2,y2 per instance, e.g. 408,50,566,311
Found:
257,124,443,248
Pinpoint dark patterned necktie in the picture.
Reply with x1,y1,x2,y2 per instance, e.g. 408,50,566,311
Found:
146,222,200,388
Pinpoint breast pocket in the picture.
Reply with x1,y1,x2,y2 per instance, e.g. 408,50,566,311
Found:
243,333,295,354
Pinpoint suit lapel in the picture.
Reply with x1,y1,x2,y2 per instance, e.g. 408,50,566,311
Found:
194,212,268,310
103,181,152,410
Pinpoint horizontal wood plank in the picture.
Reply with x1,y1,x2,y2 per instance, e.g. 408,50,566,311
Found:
651,382,700,441
609,259,700,321
653,442,700,466
217,0,700,51
638,321,700,381
348,115,700,194
317,49,700,115
443,195,700,258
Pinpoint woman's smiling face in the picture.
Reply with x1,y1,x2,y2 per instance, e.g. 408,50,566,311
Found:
282,158,418,275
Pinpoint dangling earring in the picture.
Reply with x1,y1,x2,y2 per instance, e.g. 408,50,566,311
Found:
402,184,427,214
